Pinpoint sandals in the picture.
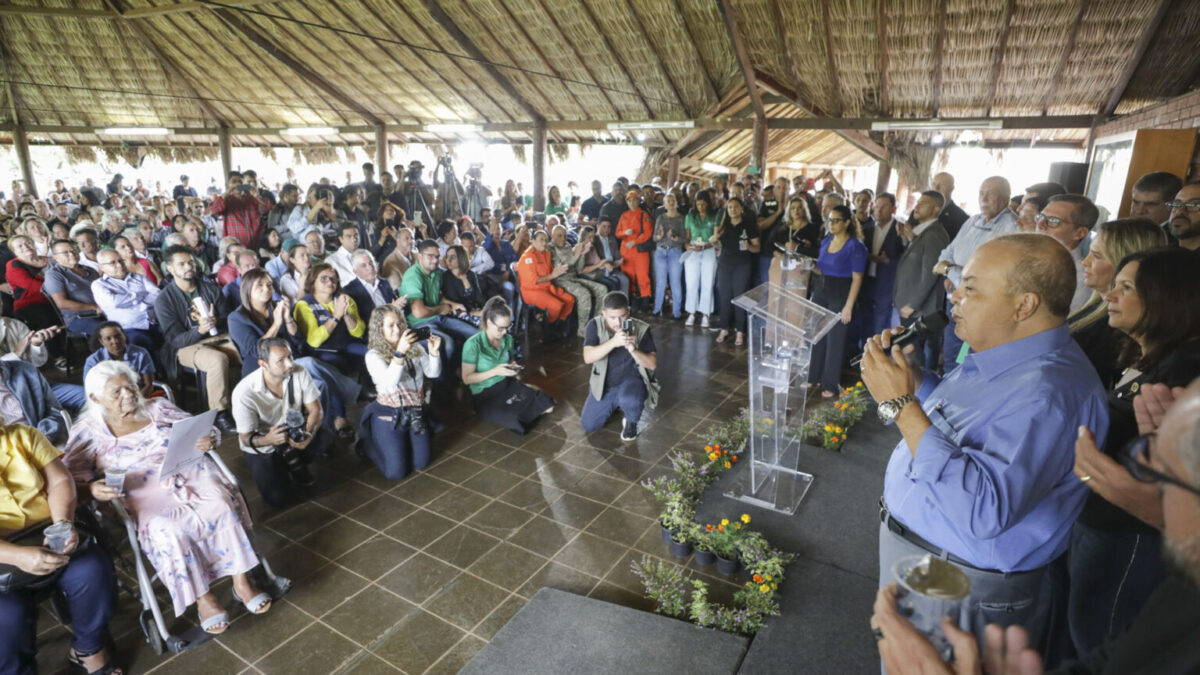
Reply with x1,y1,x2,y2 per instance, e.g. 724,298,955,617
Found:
234,588,273,615
734,332,745,347
67,647,122,675
715,330,728,344
200,611,230,635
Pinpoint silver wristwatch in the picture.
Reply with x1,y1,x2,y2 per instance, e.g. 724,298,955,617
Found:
877,394,916,423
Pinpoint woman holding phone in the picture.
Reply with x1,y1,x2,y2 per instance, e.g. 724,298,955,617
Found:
461,298,554,435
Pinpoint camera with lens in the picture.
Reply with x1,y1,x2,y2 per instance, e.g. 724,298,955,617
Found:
278,408,315,485
406,161,424,184
285,408,308,443
400,405,429,436
466,164,483,181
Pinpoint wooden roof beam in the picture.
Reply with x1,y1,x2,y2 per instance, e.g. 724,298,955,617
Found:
931,0,947,116
754,72,886,160
1041,0,1090,115
718,0,765,122
421,0,545,126
1100,0,1171,116
985,0,1016,117
819,0,844,116
209,7,384,126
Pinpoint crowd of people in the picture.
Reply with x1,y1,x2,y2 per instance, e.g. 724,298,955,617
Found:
0,154,1197,674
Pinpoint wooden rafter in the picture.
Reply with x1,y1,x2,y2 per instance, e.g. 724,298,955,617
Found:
718,0,765,121
755,72,887,160
666,0,720,107
820,0,843,116
1100,0,1171,116
621,0,690,116
878,1,889,114
420,0,545,125
210,7,384,126
985,0,1015,117
931,0,947,116
1041,0,1091,115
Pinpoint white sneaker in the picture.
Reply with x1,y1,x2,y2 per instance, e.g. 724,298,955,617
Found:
685,313,695,327
701,314,710,329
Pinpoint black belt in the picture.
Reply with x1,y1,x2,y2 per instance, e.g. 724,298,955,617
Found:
879,497,1004,575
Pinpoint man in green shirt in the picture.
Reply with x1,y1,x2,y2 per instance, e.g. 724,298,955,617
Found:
399,239,476,362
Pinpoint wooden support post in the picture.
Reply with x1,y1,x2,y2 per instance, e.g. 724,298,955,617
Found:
751,116,769,176
218,126,232,178
13,123,36,198
875,160,892,197
374,125,388,177
667,155,680,187
532,120,547,212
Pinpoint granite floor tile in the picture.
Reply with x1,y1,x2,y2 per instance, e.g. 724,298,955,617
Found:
424,635,487,675
456,439,519,465
254,621,360,673
585,506,655,545
285,563,370,618
464,501,534,538
322,586,419,647
423,574,510,630
569,472,632,504
423,455,488,484
465,543,548,591
370,610,465,674
539,492,607,529
517,561,601,599
264,501,338,541
491,449,546,479
423,525,501,569
297,518,378,559
472,594,528,641
459,466,525,497
313,480,384,514
378,553,461,605
506,514,580,558
333,652,403,675
497,478,565,512
383,509,457,549
423,486,491,521
220,600,314,664
388,473,456,506
552,533,629,578
334,535,417,581
344,493,417,532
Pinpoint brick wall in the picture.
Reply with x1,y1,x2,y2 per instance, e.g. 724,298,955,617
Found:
1096,90,1200,179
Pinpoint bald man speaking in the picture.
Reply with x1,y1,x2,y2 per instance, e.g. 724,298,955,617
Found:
862,234,1109,653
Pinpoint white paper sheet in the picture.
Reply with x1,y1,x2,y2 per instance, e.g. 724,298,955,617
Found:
160,409,219,477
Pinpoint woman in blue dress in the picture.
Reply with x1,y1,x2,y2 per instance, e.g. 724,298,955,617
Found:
808,204,867,397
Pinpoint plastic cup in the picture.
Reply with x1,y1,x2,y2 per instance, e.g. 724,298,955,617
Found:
44,521,72,554
892,554,971,661
104,467,126,491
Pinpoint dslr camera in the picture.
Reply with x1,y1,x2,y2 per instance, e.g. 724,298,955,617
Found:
406,161,424,184
278,408,315,486
399,405,429,436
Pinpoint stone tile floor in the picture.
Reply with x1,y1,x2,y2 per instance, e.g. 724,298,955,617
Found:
35,314,754,674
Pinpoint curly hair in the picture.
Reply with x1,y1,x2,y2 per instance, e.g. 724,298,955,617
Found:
367,304,425,366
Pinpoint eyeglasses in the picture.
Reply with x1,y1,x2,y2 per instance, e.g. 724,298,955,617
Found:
1165,200,1200,212
1118,433,1200,498
1034,213,1070,228
317,275,337,283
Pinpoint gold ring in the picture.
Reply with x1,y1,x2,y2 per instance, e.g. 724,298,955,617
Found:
1079,474,1092,483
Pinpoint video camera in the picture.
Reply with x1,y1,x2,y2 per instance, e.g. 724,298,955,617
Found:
406,161,424,184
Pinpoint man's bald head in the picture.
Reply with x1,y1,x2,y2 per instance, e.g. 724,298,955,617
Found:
979,176,1012,220
932,172,955,201
989,233,1076,318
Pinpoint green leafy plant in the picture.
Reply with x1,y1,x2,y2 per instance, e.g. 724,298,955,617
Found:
799,382,871,450
630,557,688,618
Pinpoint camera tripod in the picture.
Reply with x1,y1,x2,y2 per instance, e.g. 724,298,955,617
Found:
403,181,433,230
433,155,467,221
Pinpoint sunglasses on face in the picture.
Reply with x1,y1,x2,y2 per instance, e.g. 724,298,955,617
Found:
1118,433,1200,498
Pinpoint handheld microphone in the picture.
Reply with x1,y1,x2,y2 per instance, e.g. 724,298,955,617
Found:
850,311,949,368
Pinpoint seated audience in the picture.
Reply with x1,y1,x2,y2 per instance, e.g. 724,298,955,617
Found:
83,321,156,398
66,361,271,634
215,238,245,287
220,248,262,314
293,263,367,372
344,249,403,322
581,291,658,442
440,245,487,317
43,239,103,335
7,235,60,332
517,230,575,341
401,239,477,362
462,298,554,435
549,225,608,335
360,305,442,479
154,245,241,434
380,224,414,289
325,222,360,287
91,248,161,353
70,226,101,271
278,239,311,301
232,338,333,505
0,418,121,675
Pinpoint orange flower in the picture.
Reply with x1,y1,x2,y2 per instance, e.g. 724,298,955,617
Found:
752,574,764,583
717,524,724,533
706,523,714,531
705,445,713,453
731,456,738,463
724,461,732,469
714,444,722,452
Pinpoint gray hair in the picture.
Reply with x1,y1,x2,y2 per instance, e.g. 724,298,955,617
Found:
822,193,845,206
351,248,375,267
83,360,146,425
162,233,187,248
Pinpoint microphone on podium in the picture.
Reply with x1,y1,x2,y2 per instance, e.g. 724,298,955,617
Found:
850,311,949,368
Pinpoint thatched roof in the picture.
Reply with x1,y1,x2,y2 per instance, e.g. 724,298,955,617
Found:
0,0,1197,170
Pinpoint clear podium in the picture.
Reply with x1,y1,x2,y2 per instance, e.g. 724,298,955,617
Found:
725,257,839,515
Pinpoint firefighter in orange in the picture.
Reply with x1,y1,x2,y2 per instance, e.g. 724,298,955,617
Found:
617,188,653,309
517,229,575,337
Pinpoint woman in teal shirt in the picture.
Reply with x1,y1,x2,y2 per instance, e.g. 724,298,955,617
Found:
544,186,567,216
682,189,720,328
461,298,554,434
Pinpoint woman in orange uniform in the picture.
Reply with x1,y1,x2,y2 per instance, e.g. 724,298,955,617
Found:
616,188,653,311
517,230,575,340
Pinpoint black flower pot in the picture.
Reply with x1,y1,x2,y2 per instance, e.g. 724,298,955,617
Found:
693,548,716,566
668,536,693,558
660,521,678,544
715,553,740,575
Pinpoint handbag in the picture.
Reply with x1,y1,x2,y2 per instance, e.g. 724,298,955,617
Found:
0,521,93,594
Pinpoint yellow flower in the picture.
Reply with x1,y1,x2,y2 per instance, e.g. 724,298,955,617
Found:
764,575,772,581
759,584,771,593
856,381,864,387
721,518,729,526
824,425,833,432
724,461,732,469
741,514,751,524
705,445,713,452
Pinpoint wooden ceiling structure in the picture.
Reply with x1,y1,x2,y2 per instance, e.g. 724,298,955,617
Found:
1,0,1198,203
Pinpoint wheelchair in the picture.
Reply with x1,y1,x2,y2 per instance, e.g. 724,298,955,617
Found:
81,443,291,655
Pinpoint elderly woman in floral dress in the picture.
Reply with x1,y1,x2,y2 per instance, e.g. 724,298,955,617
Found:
64,360,271,635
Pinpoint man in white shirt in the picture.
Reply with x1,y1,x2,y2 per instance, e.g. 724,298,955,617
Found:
326,222,359,286
91,248,161,353
232,337,331,507
1036,194,1099,314
343,249,403,322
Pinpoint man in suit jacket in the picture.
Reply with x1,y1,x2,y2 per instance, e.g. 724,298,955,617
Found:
343,249,405,323
866,193,906,337
933,172,969,239
891,191,951,369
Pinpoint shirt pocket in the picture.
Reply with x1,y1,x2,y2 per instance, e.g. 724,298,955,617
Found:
926,405,964,447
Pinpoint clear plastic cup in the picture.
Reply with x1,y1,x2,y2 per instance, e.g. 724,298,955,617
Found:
892,554,971,661
44,521,72,554
104,467,126,491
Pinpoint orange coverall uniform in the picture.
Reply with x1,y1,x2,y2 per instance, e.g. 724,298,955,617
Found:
617,207,653,298
517,248,575,323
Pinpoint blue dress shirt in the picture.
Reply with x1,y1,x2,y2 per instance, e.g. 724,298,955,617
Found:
936,209,1017,287
882,324,1108,572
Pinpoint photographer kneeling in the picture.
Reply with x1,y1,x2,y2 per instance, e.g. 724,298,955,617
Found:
232,338,332,507
581,291,659,442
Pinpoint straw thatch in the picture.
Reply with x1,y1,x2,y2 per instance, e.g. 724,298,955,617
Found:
0,0,1195,174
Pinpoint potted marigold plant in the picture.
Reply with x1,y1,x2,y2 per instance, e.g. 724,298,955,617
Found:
707,514,751,574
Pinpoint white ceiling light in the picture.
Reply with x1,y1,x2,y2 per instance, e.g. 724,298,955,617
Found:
97,127,170,135
281,127,337,136
930,133,945,145
870,119,1003,131
787,162,805,170
425,123,481,134
701,162,731,173
607,120,695,130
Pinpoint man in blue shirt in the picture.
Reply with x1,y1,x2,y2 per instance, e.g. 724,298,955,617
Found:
861,233,1108,653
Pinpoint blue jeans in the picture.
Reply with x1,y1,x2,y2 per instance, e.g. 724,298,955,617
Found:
66,316,103,337
360,401,432,480
423,314,478,364
1068,521,1166,656
581,377,647,433
51,382,86,415
653,247,684,317
0,542,116,675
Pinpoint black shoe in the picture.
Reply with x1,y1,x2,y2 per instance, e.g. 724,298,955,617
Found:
290,464,317,487
215,411,238,435
621,415,638,442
